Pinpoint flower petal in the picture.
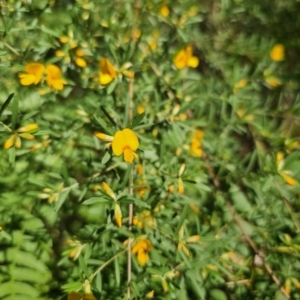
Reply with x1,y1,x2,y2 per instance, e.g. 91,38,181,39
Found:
187,56,199,68
112,130,126,156
174,49,187,69
122,128,139,150
19,74,37,86
137,249,149,266
4,135,16,149
99,73,113,85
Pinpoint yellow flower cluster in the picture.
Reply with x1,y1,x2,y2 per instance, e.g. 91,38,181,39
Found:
190,129,204,157
4,123,38,150
132,238,152,266
19,63,67,90
173,45,199,69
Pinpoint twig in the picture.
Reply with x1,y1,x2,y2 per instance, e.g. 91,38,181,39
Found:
202,151,290,299
88,249,127,282
127,2,140,297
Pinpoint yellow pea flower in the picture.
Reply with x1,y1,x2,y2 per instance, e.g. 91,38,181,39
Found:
112,128,139,163
68,292,96,300
132,238,152,266
46,64,67,90
174,45,199,69
19,63,45,86
270,44,285,61
99,58,117,85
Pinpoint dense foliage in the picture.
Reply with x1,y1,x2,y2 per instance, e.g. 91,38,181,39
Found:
1,0,300,299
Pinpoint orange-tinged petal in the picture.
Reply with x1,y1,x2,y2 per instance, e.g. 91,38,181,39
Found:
174,49,187,69
4,135,16,149
46,64,67,90
100,58,116,79
112,130,126,156
75,49,85,57
122,128,139,150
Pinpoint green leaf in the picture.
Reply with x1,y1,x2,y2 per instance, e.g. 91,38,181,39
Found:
107,79,118,95
0,92,14,120
101,151,111,165
61,282,83,293
11,93,19,129
82,197,110,205
120,164,132,190
131,112,145,129
93,114,114,135
125,196,150,208
229,184,252,213
114,255,120,286
176,205,189,233
209,289,228,300
54,189,70,212
0,230,12,240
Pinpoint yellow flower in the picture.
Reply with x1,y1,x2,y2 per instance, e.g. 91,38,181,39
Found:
270,44,285,61
4,123,38,149
190,129,204,157
19,63,45,86
46,64,67,90
99,58,117,85
160,5,170,17
174,45,199,69
112,128,139,163
132,238,152,266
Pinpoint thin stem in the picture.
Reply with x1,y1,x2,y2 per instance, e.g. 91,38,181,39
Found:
88,249,127,282
127,1,140,298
